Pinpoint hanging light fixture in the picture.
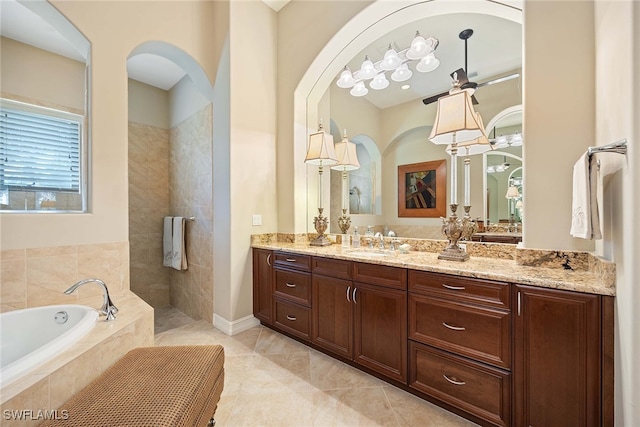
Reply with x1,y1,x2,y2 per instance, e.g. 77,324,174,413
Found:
335,31,439,97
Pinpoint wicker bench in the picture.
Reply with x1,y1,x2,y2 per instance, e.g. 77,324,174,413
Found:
40,345,225,427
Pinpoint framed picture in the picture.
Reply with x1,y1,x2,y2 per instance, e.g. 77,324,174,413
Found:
398,160,446,218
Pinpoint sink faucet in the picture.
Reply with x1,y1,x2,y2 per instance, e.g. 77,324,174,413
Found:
374,232,385,250
64,278,118,321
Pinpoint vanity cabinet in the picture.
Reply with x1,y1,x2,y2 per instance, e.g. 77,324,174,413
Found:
312,259,407,383
252,248,273,324
513,285,606,427
408,270,511,426
272,252,312,341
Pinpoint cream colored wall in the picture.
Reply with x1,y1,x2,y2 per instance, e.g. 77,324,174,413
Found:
594,1,639,424
0,1,219,251
523,1,594,251
128,79,170,129
0,37,85,112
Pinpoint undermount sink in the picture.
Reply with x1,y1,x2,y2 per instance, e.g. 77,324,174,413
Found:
347,250,389,257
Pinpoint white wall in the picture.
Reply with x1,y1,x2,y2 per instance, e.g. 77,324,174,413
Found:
594,1,639,424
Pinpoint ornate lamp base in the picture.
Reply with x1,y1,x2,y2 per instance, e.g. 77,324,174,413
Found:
438,204,470,262
310,208,332,246
337,209,351,234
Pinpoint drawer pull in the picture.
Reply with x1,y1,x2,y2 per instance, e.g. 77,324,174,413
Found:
266,253,272,266
285,282,296,288
442,374,466,386
353,287,358,304
286,315,297,321
346,286,351,302
285,258,297,262
442,283,465,291
442,322,465,331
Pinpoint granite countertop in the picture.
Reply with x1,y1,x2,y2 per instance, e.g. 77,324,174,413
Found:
252,242,615,296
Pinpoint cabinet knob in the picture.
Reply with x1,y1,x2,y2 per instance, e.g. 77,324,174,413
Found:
286,315,297,321
442,374,466,386
442,322,466,331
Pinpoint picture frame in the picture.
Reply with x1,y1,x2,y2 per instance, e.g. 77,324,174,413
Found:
398,159,446,218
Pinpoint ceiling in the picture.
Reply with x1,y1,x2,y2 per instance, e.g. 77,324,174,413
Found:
1,1,521,109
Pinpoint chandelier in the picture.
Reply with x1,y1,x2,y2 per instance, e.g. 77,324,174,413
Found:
487,156,511,173
336,31,440,97
492,131,523,148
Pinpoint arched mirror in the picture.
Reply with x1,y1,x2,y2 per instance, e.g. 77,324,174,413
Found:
307,7,522,239
483,105,523,233
0,0,90,212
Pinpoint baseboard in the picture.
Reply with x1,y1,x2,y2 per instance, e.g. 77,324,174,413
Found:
213,313,260,336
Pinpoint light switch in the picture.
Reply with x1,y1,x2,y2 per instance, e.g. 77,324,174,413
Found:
252,214,262,226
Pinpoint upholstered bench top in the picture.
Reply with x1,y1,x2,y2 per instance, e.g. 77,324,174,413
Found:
40,345,225,427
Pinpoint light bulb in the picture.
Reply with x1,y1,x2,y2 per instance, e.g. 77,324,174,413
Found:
350,81,368,97
406,31,431,60
336,67,356,88
358,56,377,80
416,53,440,73
391,63,412,82
380,44,402,71
370,73,389,90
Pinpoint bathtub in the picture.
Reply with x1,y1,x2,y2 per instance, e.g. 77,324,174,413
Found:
0,305,98,387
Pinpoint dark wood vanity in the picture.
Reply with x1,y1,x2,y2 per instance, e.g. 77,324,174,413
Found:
252,247,614,427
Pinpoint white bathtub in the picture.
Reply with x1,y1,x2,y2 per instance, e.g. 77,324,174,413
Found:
0,305,98,387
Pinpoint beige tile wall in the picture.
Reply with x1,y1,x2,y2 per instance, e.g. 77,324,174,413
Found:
168,104,213,322
128,122,171,308
0,242,130,313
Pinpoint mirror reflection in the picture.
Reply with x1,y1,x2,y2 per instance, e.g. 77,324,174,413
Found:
0,0,89,212
315,12,522,241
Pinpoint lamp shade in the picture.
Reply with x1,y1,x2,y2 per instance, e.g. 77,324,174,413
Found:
429,90,484,145
446,112,492,155
505,185,520,199
331,140,360,171
515,200,523,209
305,125,338,166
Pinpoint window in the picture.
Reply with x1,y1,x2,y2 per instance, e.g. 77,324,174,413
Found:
1,99,83,193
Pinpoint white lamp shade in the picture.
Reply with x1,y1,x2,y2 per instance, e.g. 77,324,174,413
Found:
331,140,360,171
447,112,492,155
406,32,433,60
515,200,523,209
505,186,520,199
429,90,484,145
370,73,389,90
336,67,356,88
380,45,402,71
391,63,412,82
416,53,440,73
305,128,338,166
494,134,509,148
359,56,377,80
350,81,368,97
510,132,523,146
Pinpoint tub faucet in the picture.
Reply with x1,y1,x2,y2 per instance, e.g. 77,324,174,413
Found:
64,278,118,321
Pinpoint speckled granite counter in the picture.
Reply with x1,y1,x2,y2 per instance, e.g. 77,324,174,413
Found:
251,240,615,297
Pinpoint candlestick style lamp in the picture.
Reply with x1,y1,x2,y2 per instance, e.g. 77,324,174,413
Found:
429,79,487,261
305,121,338,246
330,130,360,234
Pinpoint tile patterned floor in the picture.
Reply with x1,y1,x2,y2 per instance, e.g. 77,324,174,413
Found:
154,306,478,427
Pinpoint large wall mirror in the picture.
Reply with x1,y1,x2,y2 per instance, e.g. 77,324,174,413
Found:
0,0,90,212
307,7,522,241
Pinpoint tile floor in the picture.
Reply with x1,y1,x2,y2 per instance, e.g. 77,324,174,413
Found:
154,306,478,427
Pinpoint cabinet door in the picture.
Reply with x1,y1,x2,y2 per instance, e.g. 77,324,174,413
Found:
312,274,353,359
514,285,601,427
252,249,273,324
353,282,407,383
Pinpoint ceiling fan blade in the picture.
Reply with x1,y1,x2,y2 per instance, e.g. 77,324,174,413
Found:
450,68,468,85
477,72,520,88
422,90,450,105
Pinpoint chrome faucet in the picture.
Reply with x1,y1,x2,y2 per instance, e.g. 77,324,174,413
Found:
64,278,118,321
374,232,385,250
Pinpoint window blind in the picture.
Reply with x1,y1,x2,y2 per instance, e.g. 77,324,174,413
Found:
0,104,81,192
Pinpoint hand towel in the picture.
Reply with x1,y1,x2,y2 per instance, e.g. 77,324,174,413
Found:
570,152,602,240
171,216,188,270
163,216,173,267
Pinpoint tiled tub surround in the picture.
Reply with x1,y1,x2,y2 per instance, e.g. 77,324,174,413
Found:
0,293,154,427
251,235,615,296
0,241,154,424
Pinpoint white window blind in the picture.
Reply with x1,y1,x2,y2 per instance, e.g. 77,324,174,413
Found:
0,101,82,192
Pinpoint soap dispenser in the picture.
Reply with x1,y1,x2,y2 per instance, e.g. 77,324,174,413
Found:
352,227,360,248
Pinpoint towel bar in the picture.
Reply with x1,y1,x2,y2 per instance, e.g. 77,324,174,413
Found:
587,139,627,157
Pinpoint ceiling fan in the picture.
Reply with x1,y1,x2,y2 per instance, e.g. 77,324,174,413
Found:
422,28,520,106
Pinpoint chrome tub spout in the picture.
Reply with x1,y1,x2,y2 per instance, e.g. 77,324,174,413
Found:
64,278,118,321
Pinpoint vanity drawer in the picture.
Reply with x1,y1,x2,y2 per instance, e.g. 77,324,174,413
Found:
353,262,407,290
312,256,352,280
409,270,509,310
274,268,311,306
409,294,511,369
409,341,510,427
274,297,310,341
274,252,311,271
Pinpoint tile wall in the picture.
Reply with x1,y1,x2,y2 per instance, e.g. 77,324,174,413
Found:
168,104,213,322
128,122,171,308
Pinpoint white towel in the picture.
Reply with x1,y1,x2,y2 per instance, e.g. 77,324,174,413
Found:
163,216,173,267
570,152,602,240
171,216,188,270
